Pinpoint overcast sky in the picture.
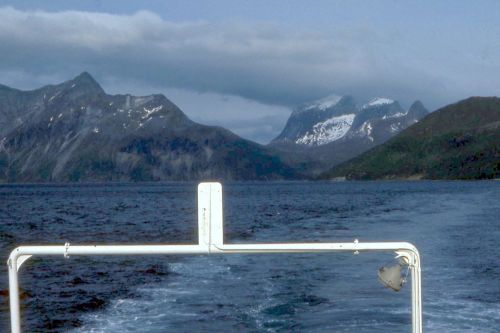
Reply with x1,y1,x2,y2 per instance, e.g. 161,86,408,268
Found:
1,1,499,143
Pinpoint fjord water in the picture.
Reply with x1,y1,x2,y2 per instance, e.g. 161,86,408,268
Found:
0,182,498,332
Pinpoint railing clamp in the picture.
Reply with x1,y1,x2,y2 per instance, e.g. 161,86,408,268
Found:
64,242,71,259
353,238,360,255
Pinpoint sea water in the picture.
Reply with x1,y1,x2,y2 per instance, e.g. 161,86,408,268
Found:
0,181,498,332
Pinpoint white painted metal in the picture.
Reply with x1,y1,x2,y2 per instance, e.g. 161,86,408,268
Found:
14,255,32,272
7,182,422,333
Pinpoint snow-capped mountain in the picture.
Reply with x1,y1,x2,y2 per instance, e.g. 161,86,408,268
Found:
273,96,427,147
272,95,359,145
269,95,428,175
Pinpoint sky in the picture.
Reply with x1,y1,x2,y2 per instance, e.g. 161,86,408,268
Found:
0,1,499,143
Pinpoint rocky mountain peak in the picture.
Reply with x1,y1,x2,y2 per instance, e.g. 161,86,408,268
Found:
294,95,356,115
73,71,98,84
302,94,343,112
63,71,105,96
409,100,425,109
407,100,429,119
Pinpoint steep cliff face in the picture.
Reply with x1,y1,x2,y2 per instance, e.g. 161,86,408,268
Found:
0,73,297,182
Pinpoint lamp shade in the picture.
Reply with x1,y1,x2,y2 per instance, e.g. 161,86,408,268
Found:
378,264,403,292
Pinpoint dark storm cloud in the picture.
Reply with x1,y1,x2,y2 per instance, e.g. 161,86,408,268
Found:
0,7,460,109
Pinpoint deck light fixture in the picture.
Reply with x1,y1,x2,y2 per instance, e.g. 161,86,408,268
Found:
378,263,404,291
378,256,411,292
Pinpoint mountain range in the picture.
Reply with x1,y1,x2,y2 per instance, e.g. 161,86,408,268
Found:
1,72,497,182
269,95,428,175
0,72,297,181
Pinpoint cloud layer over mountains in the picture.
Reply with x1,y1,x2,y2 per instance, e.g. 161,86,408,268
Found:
0,7,469,106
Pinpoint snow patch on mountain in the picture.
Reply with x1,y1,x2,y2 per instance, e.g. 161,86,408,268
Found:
296,113,355,146
363,97,394,109
390,123,401,133
382,111,407,119
359,121,374,141
142,105,163,119
304,94,342,111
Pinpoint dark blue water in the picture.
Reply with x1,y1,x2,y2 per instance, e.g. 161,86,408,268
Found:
0,181,499,332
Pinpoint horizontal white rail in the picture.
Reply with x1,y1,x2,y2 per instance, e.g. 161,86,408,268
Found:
7,182,422,333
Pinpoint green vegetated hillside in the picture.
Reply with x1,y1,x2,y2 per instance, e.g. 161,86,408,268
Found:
322,97,500,180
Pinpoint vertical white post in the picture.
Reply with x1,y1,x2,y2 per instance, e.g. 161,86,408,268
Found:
412,260,423,333
197,182,223,251
197,183,211,249
208,183,223,248
8,255,21,333
396,248,422,333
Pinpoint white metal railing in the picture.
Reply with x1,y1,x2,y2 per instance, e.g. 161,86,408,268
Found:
7,182,422,333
